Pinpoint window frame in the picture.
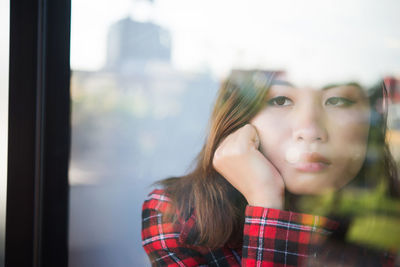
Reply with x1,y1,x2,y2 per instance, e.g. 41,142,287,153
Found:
6,0,71,266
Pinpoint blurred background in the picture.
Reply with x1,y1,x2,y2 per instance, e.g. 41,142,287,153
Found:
68,0,400,266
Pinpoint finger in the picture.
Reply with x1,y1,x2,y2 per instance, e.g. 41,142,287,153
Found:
245,124,260,149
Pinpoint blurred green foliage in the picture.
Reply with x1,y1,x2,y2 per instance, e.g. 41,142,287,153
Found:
299,182,400,251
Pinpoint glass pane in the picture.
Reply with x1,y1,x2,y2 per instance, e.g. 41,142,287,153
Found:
70,1,217,266
0,0,9,265
70,0,400,266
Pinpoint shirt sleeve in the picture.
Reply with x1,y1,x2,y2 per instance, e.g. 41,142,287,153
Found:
142,189,340,267
242,205,339,267
141,190,209,267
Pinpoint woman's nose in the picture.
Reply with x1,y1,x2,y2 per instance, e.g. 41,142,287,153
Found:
292,105,328,143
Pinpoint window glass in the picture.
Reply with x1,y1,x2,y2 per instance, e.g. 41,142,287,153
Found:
70,0,400,265
0,0,9,264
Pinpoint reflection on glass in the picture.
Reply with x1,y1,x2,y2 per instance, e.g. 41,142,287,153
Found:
70,1,217,266
70,0,400,266
0,0,9,265
141,69,400,265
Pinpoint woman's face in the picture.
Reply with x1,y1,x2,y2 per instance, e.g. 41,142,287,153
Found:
250,81,371,195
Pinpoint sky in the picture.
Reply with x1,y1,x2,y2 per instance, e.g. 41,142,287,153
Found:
71,0,400,85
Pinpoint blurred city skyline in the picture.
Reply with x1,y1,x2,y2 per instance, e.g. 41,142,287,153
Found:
71,0,400,83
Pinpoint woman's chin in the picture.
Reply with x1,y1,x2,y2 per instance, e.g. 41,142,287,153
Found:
283,174,338,195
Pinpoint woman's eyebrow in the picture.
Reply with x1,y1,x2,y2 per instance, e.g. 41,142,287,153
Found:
271,79,295,87
321,82,362,91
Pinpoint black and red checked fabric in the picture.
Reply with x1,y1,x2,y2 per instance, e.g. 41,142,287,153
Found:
141,189,391,266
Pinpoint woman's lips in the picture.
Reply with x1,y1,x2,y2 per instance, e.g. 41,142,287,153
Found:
294,162,330,172
303,152,331,164
293,152,331,172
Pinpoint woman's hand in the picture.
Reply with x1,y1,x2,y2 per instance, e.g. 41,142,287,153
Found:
212,124,285,209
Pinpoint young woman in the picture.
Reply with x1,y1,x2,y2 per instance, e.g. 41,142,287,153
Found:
142,70,399,266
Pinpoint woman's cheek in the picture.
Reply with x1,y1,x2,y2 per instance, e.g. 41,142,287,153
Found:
251,112,290,158
330,111,370,181
259,137,292,178
343,141,368,179
331,106,370,127
258,135,283,161
329,108,370,143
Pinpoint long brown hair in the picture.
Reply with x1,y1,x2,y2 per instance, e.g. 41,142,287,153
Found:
350,81,400,197
157,70,399,248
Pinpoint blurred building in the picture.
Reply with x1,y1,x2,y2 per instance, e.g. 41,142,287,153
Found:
105,17,171,72
385,76,400,164
386,76,400,130
385,76,400,104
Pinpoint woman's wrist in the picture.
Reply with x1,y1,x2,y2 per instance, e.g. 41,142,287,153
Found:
246,192,284,210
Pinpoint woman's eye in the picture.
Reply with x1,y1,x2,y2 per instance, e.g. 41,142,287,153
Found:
325,97,355,107
267,96,293,106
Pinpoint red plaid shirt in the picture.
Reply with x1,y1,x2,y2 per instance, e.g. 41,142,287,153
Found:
142,189,395,266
